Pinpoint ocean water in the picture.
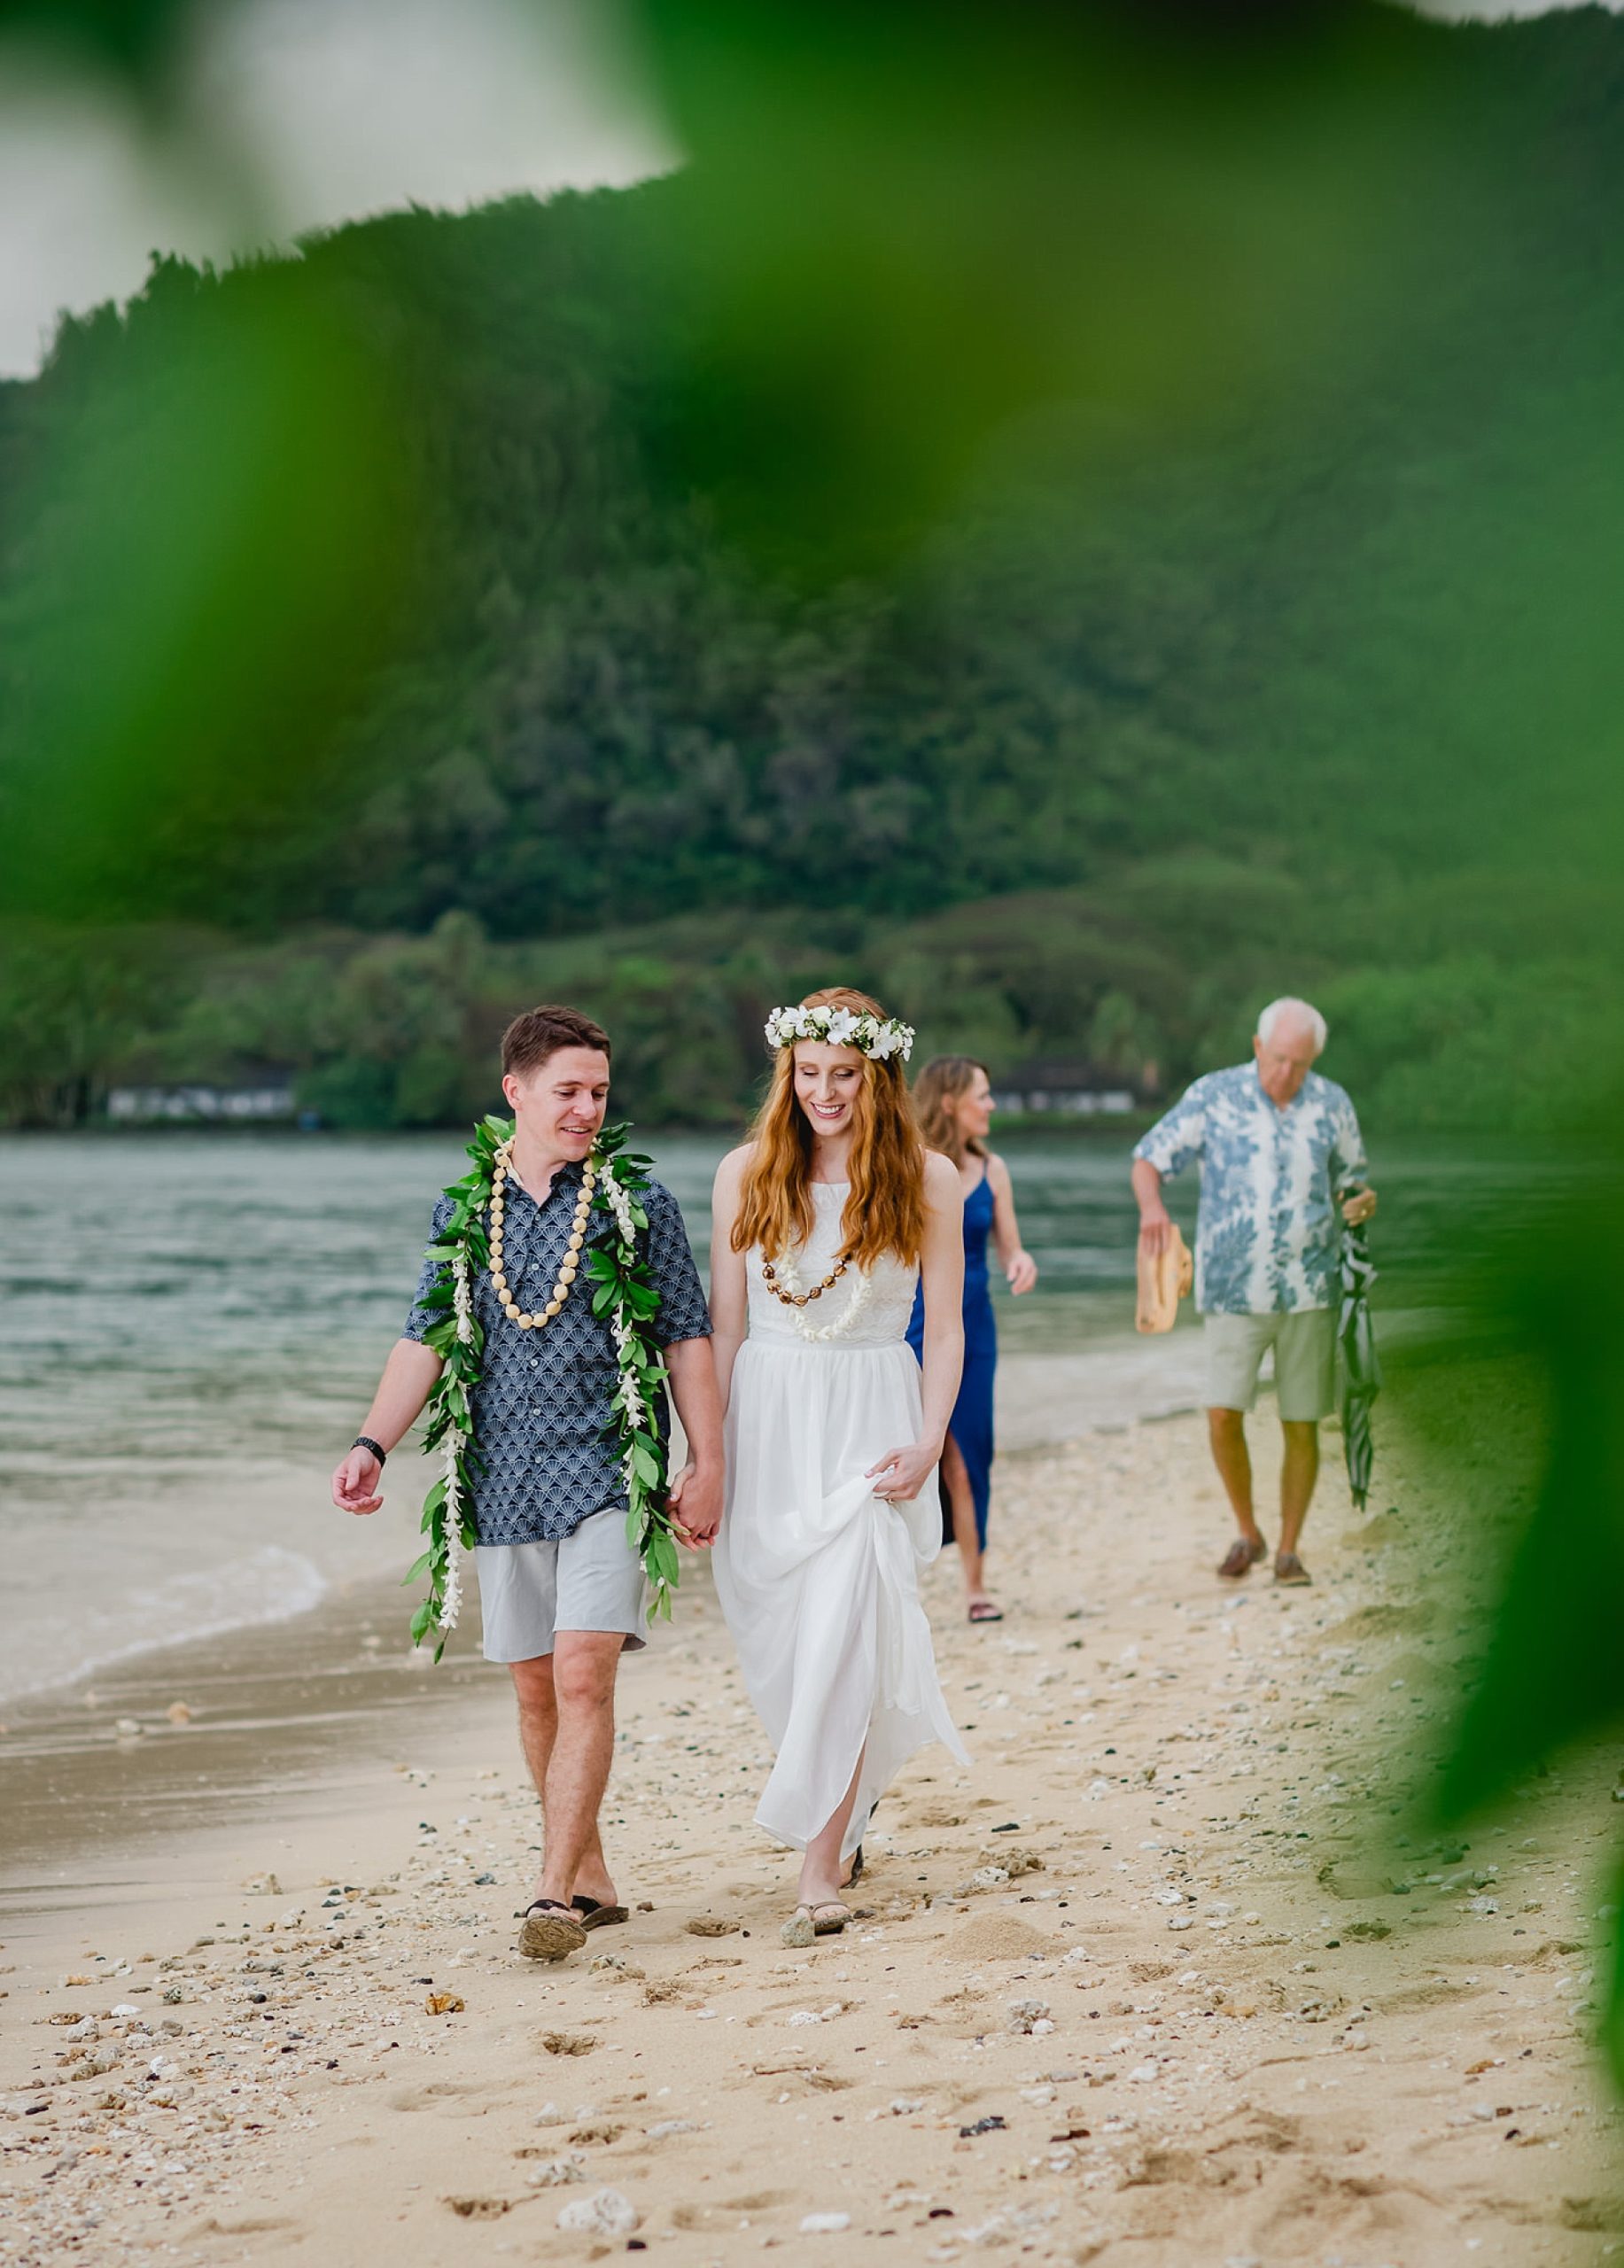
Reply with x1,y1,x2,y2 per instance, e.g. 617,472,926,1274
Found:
0,1128,1564,1701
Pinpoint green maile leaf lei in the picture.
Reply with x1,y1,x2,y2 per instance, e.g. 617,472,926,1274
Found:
406,1115,681,1659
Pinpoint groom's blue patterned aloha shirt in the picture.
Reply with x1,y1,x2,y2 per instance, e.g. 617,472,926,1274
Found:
402,1161,711,1547
1133,1063,1367,1316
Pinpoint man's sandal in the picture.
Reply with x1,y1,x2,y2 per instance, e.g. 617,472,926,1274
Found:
518,1899,588,1961
572,1895,629,1930
1274,1551,1313,1587
1217,1537,1267,1580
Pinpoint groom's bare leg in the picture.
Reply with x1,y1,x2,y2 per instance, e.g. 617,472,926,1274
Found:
511,1658,617,1905
510,1658,616,1907
511,1654,558,1798
533,1632,623,1908
798,1748,866,1907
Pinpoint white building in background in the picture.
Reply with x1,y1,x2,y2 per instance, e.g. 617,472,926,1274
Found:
106,1078,295,1122
991,1057,1143,1116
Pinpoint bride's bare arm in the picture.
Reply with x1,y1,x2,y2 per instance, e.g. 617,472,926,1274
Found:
709,1145,751,1413
868,1150,964,1502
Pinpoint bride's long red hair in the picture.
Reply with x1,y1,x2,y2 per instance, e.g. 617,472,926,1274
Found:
732,986,927,1269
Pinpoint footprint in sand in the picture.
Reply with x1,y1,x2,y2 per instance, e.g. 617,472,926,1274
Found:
190,2217,300,2238
388,2077,509,2112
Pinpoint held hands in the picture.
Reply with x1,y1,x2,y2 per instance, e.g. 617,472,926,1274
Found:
331,1449,384,1516
1341,1187,1379,1228
1006,1248,1038,1296
867,1440,940,1504
666,1461,722,1549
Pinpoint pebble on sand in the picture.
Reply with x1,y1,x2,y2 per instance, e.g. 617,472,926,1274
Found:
800,2212,852,2234
524,2156,585,2187
556,2186,640,2235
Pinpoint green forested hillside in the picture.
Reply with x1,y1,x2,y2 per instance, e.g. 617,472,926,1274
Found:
4,4,1624,1128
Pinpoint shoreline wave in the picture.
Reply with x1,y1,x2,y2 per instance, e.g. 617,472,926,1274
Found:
3,1545,330,1707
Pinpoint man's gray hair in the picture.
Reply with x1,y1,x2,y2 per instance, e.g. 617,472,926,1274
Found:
1256,997,1327,1054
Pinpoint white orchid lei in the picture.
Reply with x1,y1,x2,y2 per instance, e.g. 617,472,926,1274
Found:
405,1115,681,1658
765,1002,915,1060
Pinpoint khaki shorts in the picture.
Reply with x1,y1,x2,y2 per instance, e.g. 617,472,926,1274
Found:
1203,1309,1336,1422
475,1506,648,1662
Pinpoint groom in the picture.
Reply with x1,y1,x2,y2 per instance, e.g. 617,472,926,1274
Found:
331,1004,722,1961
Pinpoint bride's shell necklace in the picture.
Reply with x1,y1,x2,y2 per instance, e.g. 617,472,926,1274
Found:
488,1142,595,1327
762,1240,874,1343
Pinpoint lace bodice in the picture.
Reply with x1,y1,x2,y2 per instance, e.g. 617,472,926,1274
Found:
745,1183,920,1348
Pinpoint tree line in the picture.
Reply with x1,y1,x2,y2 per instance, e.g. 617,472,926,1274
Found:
3,864,1611,1133
2,6,1622,1129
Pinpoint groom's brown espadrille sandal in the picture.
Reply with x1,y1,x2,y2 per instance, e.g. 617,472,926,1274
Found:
1273,1551,1313,1587
519,1899,588,1961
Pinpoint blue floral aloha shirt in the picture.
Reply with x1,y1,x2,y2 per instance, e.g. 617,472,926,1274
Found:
1133,1062,1368,1316
402,1161,711,1546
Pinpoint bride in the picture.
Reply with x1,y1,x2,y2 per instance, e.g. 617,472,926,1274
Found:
711,987,968,1944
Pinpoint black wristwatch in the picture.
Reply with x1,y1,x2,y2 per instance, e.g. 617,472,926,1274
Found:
352,1435,387,1465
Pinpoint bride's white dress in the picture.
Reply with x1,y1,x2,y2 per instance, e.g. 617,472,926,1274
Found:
713,1183,969,1860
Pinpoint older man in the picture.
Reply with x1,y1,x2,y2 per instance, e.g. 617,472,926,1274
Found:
1131,998,1376,1585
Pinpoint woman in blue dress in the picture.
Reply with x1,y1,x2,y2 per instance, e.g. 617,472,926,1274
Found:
907,1057,1038,1622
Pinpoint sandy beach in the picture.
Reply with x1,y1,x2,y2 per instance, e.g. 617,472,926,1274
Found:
4,1383,1620,2268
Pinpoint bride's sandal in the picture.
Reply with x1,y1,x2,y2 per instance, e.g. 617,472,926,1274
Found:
781,1899,851,1947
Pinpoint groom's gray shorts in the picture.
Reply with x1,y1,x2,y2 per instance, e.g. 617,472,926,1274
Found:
475,1507,648,1662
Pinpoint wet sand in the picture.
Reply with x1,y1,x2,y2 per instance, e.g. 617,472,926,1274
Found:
3,1380,1619,2268
0,1573,505,1939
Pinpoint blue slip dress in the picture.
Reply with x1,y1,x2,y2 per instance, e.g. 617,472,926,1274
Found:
907,1166,997,1550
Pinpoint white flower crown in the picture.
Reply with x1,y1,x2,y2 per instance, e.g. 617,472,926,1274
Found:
765,1002,916,1063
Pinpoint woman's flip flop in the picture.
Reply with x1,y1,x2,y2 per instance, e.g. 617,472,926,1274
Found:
781,1900,851,1947
967,1597,1003,1623
518,1899,588,1961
